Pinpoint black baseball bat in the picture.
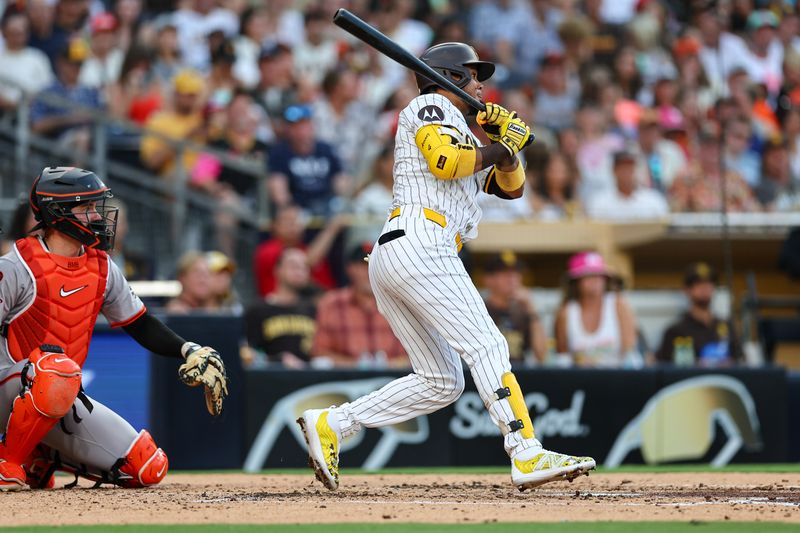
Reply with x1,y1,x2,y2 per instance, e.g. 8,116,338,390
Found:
332,8,485,112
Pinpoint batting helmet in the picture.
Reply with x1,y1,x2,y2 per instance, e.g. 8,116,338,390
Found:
415,42,495,94
30,167,118,251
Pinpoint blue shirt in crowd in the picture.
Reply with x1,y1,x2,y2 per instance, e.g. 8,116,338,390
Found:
268,140,342,218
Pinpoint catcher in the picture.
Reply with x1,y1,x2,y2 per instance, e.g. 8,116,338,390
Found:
0,167,228,490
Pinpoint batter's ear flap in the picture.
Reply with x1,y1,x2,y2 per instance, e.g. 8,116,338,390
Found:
483,168,515,200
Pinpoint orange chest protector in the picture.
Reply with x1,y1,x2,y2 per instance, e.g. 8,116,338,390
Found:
6,237,108,368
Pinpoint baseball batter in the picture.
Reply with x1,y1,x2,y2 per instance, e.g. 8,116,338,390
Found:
0,167,228,491
298,43,595,491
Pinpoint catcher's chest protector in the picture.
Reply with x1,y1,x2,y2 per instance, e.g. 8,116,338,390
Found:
6,236,108,367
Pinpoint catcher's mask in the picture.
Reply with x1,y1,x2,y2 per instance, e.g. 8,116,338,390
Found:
30,167,118,251
415,42,495,94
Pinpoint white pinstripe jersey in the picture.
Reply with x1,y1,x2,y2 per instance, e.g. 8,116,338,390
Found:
392,93,492,242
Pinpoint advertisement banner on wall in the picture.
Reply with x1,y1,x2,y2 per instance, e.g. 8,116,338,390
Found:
242,368,788,471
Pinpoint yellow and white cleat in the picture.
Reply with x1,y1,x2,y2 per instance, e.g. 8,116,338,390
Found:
296,409,340,491
511,446,596,491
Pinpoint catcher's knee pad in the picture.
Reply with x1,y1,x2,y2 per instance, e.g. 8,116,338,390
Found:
28,345,82,418
118,430,168,488
0,346,80,467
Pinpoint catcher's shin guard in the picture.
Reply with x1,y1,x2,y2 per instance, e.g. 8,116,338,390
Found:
0,346,81,488
116,430,168,487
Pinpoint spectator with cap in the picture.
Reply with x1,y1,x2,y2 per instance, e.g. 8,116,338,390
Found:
165,250,215,313
30,38,103,154
140,69,206,177
253,204,341,297
755,136,799,211
586,150,669,220
244,247,318,369
741,9,784,96
483,250,547,365
636,108,687,192
79,12,124,89
267,104,351,219
205,250,241,314
310,242,406,369
0,7,53,113
553,251,640,368
655,262,742,366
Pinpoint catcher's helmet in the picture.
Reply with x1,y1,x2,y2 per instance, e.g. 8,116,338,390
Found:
415,42,495,94
30,167,118,251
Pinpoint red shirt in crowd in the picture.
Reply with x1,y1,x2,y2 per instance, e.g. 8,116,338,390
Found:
253,239,336,296
311,287,406,362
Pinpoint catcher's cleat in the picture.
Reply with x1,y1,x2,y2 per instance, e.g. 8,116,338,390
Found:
23,445,55,489
0,460,27,491
511,446,596,491
297,409,340,491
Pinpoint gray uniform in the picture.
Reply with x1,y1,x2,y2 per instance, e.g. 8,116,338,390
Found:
0,237,146,479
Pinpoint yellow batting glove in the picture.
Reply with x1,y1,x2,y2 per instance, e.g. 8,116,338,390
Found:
477,102,514,142
498,116,532,158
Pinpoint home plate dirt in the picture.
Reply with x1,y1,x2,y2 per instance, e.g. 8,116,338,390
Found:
4,473,800,526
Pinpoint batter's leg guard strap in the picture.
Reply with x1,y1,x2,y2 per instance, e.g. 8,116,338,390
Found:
117,430,168,488
501,372,534,440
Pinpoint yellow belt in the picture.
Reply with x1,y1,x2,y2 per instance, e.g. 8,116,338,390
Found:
389,207,463,252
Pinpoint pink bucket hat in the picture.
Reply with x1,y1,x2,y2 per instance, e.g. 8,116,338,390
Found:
567,251,609,279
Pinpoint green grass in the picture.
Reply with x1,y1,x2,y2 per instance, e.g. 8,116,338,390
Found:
5,524,799,533
171,464,800,476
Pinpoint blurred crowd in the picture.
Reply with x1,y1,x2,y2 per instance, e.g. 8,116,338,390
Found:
2,0,797,369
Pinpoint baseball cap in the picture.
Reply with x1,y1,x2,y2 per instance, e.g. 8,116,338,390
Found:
539,51,565,68
283,104,312,123
747,9,779,30
173,69,205,95
90,12,117,34
348,241,373,263
567,251,609,279
684,262,718,286
672,35,701,58
205,251,236,274
259,42,291,62
61,38,90,63
485,250,525,273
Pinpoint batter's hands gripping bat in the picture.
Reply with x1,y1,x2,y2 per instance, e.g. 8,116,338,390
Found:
333,8,483,112
332,9,533,148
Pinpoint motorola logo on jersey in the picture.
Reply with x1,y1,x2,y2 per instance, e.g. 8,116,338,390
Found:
417,105,444,122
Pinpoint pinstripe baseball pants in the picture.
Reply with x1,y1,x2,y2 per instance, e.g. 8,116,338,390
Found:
333,206,535,457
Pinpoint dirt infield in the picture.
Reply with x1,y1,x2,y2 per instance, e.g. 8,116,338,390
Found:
4,472,799,526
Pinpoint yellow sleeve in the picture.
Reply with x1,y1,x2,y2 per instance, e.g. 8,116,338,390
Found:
414,124,476,180
493,162,525,192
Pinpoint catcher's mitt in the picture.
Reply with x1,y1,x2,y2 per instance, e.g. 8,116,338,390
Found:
179,342,229,416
